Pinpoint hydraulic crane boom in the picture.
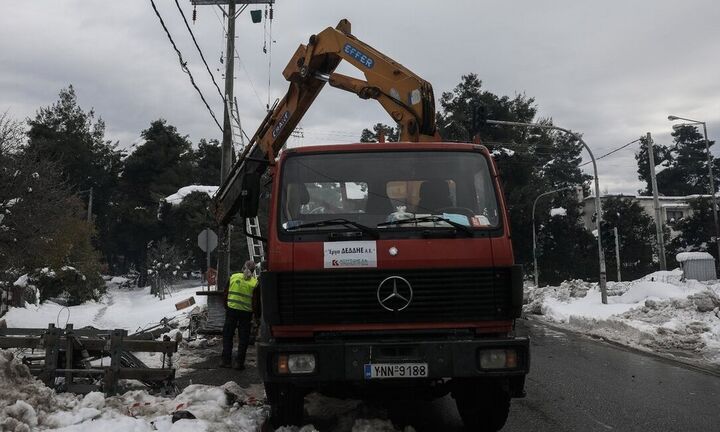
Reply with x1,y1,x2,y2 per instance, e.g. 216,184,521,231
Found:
214,19,440,225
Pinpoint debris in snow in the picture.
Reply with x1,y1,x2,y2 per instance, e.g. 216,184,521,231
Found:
13,274,29,287
549,207,567,217
0,350,268,430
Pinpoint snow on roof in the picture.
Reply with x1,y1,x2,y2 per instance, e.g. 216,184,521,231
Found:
675,252,714,262
491,147,515,157
164,185,219,206
550,207,567,217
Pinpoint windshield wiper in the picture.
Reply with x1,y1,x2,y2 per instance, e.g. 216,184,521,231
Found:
377,215,474,236
287,218,379,239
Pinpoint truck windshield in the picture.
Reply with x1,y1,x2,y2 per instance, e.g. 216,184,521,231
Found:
280,150,500,232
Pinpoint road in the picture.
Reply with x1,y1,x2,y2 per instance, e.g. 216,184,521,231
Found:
180,319,720,431
388,319,720,432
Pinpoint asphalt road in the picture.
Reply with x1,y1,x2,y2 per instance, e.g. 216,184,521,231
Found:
181,319,720,431
388,319,720,432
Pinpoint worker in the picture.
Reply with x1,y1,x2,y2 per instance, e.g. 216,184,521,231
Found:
221,260,258,369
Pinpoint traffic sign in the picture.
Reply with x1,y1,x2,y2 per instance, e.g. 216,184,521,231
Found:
197,228,218,252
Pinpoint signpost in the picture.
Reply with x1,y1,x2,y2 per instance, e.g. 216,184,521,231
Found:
197,228,218,289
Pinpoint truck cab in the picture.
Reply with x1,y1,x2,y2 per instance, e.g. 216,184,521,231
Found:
256,142,528,430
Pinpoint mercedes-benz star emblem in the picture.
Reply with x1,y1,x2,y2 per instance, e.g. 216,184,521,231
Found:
377,276,413,311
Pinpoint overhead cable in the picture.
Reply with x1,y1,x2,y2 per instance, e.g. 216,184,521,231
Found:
211,5,265,110
174,0,225,103
579,138,642,167
149,0,223,132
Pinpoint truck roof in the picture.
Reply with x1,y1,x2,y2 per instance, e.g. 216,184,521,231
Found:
283,142,488,155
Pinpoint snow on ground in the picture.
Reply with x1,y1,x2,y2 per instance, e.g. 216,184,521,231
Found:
0,350,267,431
1,281,416,432
4,284,206,332
524,270,720,366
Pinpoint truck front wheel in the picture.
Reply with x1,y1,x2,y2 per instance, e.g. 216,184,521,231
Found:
265,382,305,428
453,381,511,432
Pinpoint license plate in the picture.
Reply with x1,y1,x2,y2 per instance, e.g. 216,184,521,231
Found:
364,363,428,379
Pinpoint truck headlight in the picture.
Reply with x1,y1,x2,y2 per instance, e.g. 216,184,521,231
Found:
479,349,518,369
277,353,316,374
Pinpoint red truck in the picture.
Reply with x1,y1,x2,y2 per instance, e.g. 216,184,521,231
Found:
215,20,529,431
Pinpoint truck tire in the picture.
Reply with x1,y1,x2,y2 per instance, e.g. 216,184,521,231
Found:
454,383,510,432
265,382,304,428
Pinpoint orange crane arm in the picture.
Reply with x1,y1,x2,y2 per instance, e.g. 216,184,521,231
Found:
215,19,440,224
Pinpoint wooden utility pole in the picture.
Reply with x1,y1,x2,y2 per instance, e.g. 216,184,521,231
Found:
614,226,621,282
216,0,237,293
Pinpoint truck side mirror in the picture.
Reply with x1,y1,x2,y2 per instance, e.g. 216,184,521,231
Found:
239,172,261,218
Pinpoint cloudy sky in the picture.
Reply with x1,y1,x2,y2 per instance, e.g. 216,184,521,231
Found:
2,0,719,193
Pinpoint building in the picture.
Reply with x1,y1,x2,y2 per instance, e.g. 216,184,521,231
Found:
581,194,712,237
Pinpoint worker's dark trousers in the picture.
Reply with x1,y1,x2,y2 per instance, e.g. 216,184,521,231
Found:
222,308,252,365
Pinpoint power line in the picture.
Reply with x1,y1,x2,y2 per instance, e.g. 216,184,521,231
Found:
174,0,225,103
579,138,641,167
149,0,223,132
211,5,265,111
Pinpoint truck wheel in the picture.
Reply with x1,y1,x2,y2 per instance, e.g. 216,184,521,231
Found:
265,383,304,428
454,384,510,432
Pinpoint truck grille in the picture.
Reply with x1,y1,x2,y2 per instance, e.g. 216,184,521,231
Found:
276,268,513,325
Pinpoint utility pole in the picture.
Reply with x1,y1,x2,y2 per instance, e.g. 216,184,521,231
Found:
646,132,667,270
487,119,608,303
87,187,93,224
216,0,237,293
613,226,621,282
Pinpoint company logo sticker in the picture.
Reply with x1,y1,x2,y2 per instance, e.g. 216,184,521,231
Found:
272,110,291,139
343,43,374,69
324,241,377,268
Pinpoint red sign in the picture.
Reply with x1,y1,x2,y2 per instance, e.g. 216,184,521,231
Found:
206,268,217,286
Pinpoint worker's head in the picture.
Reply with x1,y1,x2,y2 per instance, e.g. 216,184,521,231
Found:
243,260,256,279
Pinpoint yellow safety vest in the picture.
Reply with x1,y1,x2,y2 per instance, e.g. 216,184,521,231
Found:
227,273,258,311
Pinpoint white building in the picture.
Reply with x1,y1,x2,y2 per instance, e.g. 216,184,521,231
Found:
581,194,712,237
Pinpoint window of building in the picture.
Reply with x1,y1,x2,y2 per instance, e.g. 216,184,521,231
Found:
666,210,684,223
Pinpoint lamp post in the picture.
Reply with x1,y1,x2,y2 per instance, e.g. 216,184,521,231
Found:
532,186,576,287
667,115,720,266
487,119,608,303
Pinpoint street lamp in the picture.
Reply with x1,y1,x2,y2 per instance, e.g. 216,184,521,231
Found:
667,115,720,266
487,119,608,303
532,186,577,287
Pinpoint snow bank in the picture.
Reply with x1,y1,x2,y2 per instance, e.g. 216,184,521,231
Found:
524,270,720,366
164,186,218,206
3,284,207,331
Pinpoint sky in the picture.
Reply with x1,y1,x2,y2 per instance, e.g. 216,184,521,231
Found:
1,0,719,194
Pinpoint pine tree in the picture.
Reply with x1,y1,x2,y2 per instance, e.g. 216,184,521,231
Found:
434,74,592,274
668,197,717,263
192,138,221,185
636,125,719,196
112,119,194,281
360,123,399,143
26,86,123,262
598,197,656,281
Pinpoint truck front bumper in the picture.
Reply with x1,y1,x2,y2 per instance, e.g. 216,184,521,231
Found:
258,336,529,393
